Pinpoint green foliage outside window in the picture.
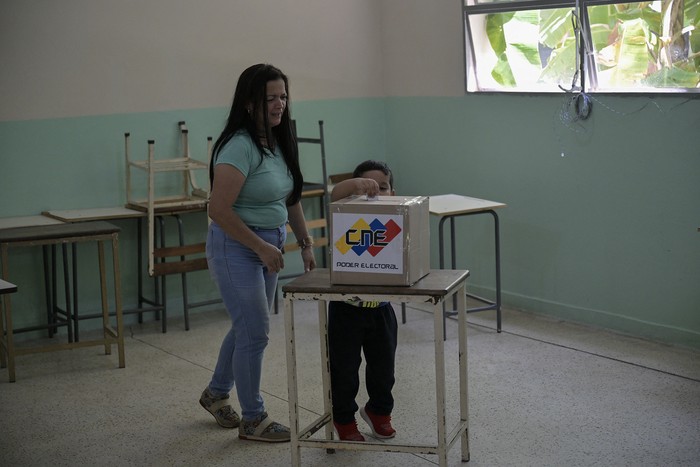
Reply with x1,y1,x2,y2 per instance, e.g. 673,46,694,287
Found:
479,0,700,90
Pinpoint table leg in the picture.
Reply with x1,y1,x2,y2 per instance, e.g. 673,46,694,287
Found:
71,243,79,341
98,241,111,356
438,217,448,338
137,217,144,322
174,214,190,331
439,211,503,333
112,234,125,368
457,282,470,462
157,216,166,333
284,296,301,467
1,245,16,382
51,245,58,335
318,300,334,444
42,246,54,338
491,210,502,333
0,245,7,368
433,298,448,466
135,216,163,324
438,216,458,339
438,217,447,271
61,243,74,343
0,293,6,369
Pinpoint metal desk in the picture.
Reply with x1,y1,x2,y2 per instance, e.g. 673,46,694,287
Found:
282,268,470,467
43,206,213,333
42,207,164,335
429,194,506,333
0,221,125,382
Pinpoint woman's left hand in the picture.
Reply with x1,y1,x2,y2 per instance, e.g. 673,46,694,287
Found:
301,247,316,272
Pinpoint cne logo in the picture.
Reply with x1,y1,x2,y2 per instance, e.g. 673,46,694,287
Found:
335,217,402,257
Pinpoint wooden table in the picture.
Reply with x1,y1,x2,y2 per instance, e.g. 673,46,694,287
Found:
0,221,125,382
1,216,68,339
429,194,506,333
0,215,65,230
42,206,146,223
282,268,470,467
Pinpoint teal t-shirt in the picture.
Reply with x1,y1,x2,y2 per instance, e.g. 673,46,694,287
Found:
214,131,293,228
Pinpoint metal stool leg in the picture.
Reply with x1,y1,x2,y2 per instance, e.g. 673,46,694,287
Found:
71,243,80,341
491,210,502,333
157,216,167,333
61,243,73,343
42,245,55,337
174,214,190,331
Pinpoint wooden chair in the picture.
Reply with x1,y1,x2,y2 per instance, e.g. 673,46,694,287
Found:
124,121,217,332
328,172,353,188
124,121,211,277
150,214,220,332
273,218,329,314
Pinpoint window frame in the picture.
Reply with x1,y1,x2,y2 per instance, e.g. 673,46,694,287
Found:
462,0,700,94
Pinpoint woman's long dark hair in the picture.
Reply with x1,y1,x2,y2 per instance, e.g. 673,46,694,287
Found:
210,63,303,205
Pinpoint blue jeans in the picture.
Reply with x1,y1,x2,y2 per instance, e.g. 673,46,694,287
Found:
206,221,286,420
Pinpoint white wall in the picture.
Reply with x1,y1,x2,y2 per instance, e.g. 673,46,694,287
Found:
0,0,385,121
380,0,465,97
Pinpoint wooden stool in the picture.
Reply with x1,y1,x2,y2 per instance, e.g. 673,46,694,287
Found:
0,221,125,382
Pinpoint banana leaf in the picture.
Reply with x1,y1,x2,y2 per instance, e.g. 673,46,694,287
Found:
539,8,574,49
642,64,700,85
610,18,650,84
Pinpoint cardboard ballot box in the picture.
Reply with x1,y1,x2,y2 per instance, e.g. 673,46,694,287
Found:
330,195,430,286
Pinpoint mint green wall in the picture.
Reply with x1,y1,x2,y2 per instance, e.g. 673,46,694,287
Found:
0,99,385,334
2,94,699,349
384,94,700,348
0,100,385,217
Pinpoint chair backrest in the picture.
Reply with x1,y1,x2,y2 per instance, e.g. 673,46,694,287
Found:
274,217,329,315
328,172,353,185
151,215,328,279
283,218,328,255
152,242,207,277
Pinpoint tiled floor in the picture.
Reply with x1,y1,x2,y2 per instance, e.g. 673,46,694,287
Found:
1,302,699,466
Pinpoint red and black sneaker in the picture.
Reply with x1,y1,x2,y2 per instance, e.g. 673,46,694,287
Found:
360,405,396,439
333,419,365,441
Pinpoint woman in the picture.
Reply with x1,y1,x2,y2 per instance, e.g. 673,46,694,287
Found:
199,64,315,443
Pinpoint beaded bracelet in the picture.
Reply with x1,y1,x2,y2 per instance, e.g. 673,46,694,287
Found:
297,236,314,249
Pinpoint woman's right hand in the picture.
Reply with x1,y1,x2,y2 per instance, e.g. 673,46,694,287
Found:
258,242,285,273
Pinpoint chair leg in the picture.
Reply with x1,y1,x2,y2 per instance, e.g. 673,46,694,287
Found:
181,273,190,330
175,215,190,331
0,295,7,369
61,243,74,343
158,217,167,333
2,245,16,382
42,246,54,338
161,275,167,333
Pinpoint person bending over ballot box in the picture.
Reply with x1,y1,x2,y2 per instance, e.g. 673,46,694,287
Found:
328,160,398,442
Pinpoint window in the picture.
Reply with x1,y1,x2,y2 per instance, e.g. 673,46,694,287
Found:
463,0,700,92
